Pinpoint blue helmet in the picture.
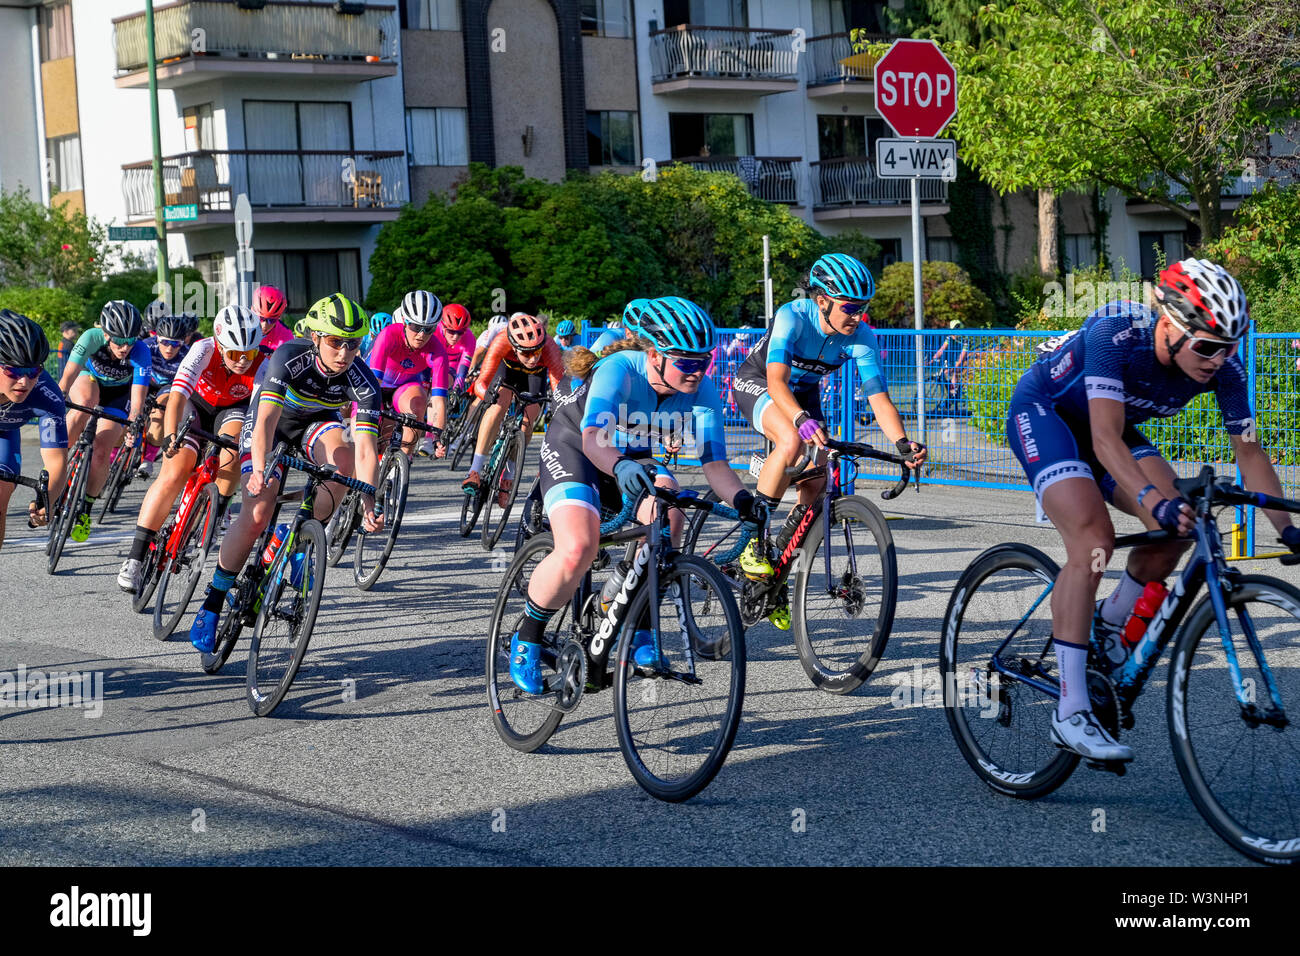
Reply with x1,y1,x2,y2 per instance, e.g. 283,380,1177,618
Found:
555,319,576,336
622,298,652,335
369,311,395,337
639,296,715,354
809,253,875,302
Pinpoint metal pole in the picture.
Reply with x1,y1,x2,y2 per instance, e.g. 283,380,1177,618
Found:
911,174,925,446
762,233,774,326
145,0,170,298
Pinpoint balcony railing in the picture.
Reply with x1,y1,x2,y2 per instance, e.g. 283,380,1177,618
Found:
648,25,799,82
805,32,891,87
113,0,397,75
121,149,407,219
1137,166,1298,205
666,155,801,203
811,157,948,207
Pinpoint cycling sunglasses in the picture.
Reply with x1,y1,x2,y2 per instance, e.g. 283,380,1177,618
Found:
110,335,138,347
664,352,711,375
834,299,869,316
1,364,41,380
321,336,362,352
1168,314,1237,359
515,343,545,357
223,347,259,363
406,325,436,336
157,337,186,348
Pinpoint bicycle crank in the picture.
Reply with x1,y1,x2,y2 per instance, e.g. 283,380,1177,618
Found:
550,640,586,713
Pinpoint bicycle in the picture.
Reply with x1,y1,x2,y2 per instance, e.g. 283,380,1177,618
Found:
133,416,238,640
325,408,436,590
47,401,130,574
445,376,486,473
922,358,968,419
459,389,547,551
684,437,915,694
99,391,159,522
486,484,751,801
202,442,375,717
940,465,1300,865
0,467,49,538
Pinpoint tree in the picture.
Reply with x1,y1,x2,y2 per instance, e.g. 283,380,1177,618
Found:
949,0,1300,243
0,187,106,287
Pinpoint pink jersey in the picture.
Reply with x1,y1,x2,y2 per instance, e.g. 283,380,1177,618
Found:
367,322,448,392
435,324,476,377
259,320,295,354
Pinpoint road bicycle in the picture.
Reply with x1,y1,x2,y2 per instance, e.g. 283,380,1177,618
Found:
132,416,239,640
487,483,751,801
201,442,375,717
460,389,547,551
444,375,485,473
99,391,160,521
325,408,436,590
47,401,130,574
683,437,915,694
940,466,1300,865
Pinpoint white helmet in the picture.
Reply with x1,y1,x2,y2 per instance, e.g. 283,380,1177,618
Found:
213,304,263,352
488,314,508,334
396,290,443,330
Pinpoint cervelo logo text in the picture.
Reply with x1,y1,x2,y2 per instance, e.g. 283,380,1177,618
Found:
50,886,151,936
1015,412,1039,463
591,543,651,658
1,665,104,718
591,406,695,449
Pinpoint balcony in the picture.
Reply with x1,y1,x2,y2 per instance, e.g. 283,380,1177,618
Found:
663,155,801,204
805,32,891,98
113,0,398,89
121,149,407,230
1126,165,1298,215
810,157,949,220
648,25,800,95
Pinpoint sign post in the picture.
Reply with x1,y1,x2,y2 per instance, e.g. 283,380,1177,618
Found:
235,193,254,310
874,38,958,448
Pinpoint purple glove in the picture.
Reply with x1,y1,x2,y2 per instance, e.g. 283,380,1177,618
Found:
796,414,823,441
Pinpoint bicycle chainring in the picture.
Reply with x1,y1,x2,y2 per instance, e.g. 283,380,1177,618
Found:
1086,669,1121,739
740,580,769,627
554,640,587,713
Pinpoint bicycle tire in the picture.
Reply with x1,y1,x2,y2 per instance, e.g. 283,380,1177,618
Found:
1168,574,1300,865
613,554,746,802
152,483,218,640
459,480,485,538
354,451,409,590
204,600,244,675
923,378,950,419
791,495,897,694
939,543,1079,799
449,401,485,473
99,442,132,523
481,432,526,552
486,532,566,752
325,490,358,567
132,514,172,614
47,447,90,574
246,518,326,717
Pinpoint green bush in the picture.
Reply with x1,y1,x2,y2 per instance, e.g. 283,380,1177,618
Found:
72,266,211,328
0,286,88,344
0,187,107,287
870,260,996,329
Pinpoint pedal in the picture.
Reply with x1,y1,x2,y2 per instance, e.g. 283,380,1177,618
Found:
1084,759,1127,777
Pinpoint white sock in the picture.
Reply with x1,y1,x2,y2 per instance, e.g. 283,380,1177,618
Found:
1101,571,1144,626
1055,641,1090,719
470,453,486,472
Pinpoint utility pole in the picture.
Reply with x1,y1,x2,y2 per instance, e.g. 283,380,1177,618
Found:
145,0,170,298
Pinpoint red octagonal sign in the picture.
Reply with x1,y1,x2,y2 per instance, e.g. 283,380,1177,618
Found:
873,39,957,139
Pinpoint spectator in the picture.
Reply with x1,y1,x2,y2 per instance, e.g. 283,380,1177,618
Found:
56,321,80,375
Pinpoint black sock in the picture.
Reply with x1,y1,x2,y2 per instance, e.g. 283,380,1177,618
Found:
757,492,782,525
129,525,154,561
200,562,240,614
517,597,558,645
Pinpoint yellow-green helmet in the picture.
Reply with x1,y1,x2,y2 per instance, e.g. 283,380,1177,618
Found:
302,293,367,338
293,317,311,338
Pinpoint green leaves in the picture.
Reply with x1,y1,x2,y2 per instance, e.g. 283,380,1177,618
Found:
0,187,107,288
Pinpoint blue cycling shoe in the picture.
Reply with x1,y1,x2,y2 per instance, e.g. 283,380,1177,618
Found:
190,608,220,653
510,635,544,694
631,629,669,670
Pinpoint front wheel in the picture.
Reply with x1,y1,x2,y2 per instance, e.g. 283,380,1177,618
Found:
47,449,89,574
99,440,134,523
246,519,326,717
152,484,218,640
1168,574,1300,865
613,555,746,802
132,515,173,615
481,432,525,552
325,490,358,567
791,495,897,694
450,402,485,473
354,451,410,590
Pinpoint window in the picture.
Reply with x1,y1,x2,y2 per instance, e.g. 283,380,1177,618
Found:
927,237,958,263
255,250,363,313
581,0,631,37
406,109,469,166
184,104,215,152
811,0,889,36
193,254,227,302
403,0,461,30
668,113,753,159
1063,233,1097,272
1139,230,1186,280
46,134,83,193
663,0,746,29
39,1,74,62
587,111,639,166
244,100,353,205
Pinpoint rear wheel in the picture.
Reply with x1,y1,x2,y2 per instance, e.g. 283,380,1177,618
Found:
47,448,90,574
450,402,485,472
152,483,218,640
354,451,410,590
325,490,359,567
132,515,172,614
481,431,526,552
101,437,142,521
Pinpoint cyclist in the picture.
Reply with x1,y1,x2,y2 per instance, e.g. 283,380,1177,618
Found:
469,313,509,373
424,302,475,457
508,296,766,693
1007,258,1300,763
555,319,577,350
117,306,266,593
366,290,447,457
928,319,970,405
136,310,197,480
253,285,294,355
142,299,169,338
58,300,151,542
0,310,67,549
461,312,564,508
360,310,395,360
731,253,925,627
590,316,624,355
188,293,385,655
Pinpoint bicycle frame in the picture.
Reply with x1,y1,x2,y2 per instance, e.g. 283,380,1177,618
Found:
161,442,225,563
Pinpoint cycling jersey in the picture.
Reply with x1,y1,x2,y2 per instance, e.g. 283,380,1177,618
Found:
258,320,295,355
0,371,67,474
476,319,508,355
69,328,151,388
473,334,564,402
738,298,886,396
591,328,624,354
367,322,448,393
254,340,382,443
144,336,185,390
171,338,267,414
434,324,476,386
1009,300,1254,501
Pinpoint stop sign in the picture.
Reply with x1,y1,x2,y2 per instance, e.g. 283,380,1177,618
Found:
873,39,957,139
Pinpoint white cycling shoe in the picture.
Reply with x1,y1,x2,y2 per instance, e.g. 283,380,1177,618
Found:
1050,708,1134,762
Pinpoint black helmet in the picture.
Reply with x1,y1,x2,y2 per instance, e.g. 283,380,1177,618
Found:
100,300,144,340
143,298,170,333
0,308,51,368
155,313,193,341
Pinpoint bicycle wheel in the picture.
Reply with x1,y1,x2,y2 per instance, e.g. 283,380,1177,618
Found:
613,555,746,802
1168,574,1300,865
486,532,568,752
459,480,485,538
98,443,132,523
481,432,526,552
791,495,897,694
152,483,218,640
47,449,90,574
682,490,744,579
939,543,1079,799
132,514,172,615
354,451,409,590
325,490,358,567
246,518,326,717
924,378,950,419
450,402,485,472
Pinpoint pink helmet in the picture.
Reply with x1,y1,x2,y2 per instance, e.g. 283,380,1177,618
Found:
253,285,287,321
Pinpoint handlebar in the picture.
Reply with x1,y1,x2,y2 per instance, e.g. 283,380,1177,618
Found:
174,415,239,453
63,400,131,428
263,442,377,499
0,468,49,524
822,437,916,500
378,408,439,434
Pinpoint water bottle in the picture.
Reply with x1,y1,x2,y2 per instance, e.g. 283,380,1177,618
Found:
774,503,809,553
261,523,289,567
1122,581,1168,649
600,559,632,614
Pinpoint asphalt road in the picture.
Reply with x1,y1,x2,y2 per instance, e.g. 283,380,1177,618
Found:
2,432,1295,867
